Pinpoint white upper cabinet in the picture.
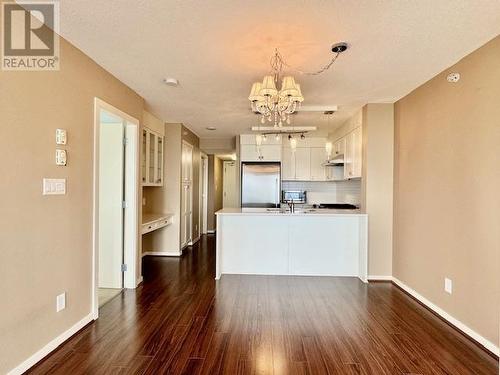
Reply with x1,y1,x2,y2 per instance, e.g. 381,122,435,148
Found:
333,137,346,157
294,148,311,180
281,147,295,180
281,139,328,181
142,127,164,186
310,147,327,181
343,126,362,179
240,144,281,161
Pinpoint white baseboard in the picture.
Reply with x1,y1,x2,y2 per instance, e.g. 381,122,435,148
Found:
142,251,182,257
188,236,200,246
7,313,94,375
368,275,393,281
136,276,143,286
392,277,499,356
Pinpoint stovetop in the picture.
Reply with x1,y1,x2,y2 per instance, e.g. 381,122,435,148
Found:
312,203,358,210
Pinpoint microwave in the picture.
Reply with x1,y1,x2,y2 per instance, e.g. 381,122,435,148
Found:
282,190,307,203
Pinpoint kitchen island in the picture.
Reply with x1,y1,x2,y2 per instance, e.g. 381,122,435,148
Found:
215,208,368,282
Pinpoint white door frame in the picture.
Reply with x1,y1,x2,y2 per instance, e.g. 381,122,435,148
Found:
200,153,208,235
92,97,139,319
223,160,237,208
181,140,194,248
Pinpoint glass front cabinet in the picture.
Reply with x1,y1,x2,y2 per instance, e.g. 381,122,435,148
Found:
141,127,164,186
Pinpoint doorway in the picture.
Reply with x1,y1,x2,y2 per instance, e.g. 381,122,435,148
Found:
223,160,237,208
93,98,139,318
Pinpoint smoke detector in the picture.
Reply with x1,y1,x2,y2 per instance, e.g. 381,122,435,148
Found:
163,77,179,86
446,73,460,83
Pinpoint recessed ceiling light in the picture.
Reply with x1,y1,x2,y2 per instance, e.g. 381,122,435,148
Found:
206,126,216,131
163,77,179,86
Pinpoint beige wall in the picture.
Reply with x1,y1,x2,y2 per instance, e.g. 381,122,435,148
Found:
142,110,165,135
394,36,500,346
328,109,362,142
207,155,223,230
362,104,394,277
0,38,144,373
200,137,236,154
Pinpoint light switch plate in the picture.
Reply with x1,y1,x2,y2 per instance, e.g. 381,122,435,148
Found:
56,292,66,312
444,278,452,294
56,129,67,145
43,178,66,195
56,149,67,166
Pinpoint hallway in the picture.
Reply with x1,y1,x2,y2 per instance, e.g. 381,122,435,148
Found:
28,235,497,374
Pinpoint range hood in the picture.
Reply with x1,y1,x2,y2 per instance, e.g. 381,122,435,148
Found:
323,154,344,166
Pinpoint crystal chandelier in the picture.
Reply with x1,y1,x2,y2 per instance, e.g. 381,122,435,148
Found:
248,49,304,128
248,43,348,128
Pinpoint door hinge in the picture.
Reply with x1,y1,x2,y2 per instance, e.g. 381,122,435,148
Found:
121,264,127,272
123,137,128,146
122,201,128,209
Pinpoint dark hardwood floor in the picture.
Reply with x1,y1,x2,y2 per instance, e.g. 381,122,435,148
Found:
29,235,498,374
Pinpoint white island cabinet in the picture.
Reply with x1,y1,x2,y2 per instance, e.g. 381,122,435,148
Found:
215,208,368,282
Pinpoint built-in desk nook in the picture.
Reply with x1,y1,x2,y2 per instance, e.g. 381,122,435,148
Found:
141,213,173,234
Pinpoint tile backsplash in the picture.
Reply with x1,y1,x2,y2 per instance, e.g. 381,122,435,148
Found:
282,179,361,205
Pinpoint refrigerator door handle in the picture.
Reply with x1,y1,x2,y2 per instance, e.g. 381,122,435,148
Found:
275,177,279,206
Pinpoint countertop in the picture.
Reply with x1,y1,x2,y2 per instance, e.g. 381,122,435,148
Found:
216,207,366,216
142,212,174,225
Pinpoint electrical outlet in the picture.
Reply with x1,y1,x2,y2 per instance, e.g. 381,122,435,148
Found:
56,292,66,312
444,278,452,294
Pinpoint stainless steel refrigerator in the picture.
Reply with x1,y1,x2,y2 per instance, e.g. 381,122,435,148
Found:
241,162,281,208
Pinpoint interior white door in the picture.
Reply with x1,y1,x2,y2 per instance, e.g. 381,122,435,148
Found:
182,183,192,246
223,161,237,208
202,157,208,234
98,121,124,289
181,142,193,247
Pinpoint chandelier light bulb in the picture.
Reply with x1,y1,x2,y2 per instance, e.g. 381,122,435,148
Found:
275,134,281,141
255,134,263,146
325,141,333,159
262,134,267,141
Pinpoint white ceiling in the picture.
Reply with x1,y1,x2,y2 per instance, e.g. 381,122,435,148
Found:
59,1,500,138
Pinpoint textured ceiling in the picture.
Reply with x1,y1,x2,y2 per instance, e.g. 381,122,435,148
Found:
59,0,500,138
